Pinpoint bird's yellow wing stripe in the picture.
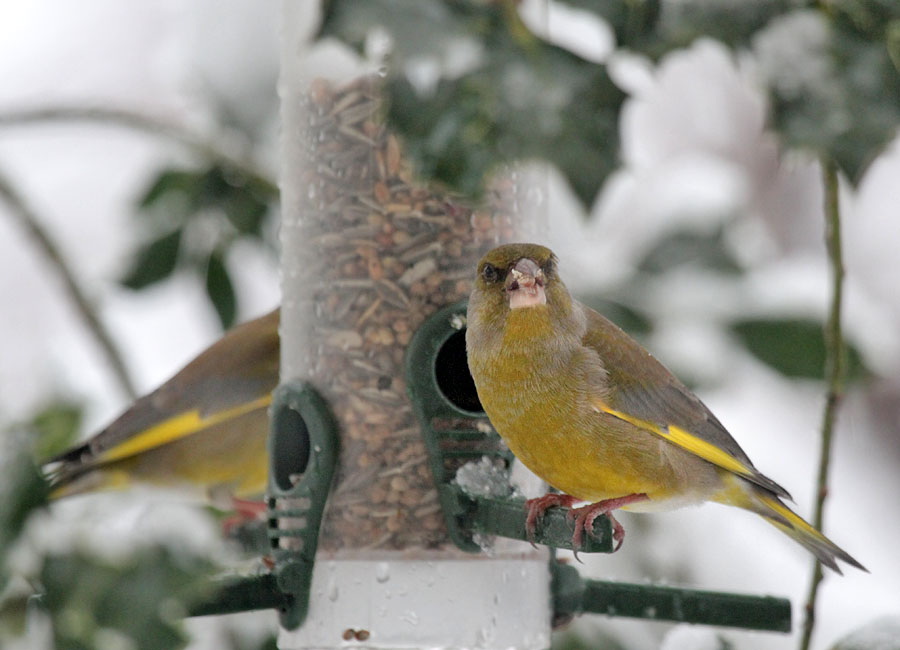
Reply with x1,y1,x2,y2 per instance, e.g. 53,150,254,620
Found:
757,494,828,541
98,394,272,463
592,400,756,480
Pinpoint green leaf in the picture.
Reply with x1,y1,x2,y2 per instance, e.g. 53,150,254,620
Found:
127,163,276,300
137,169,200,212
205,252,236,329
41,547,215,650
121,229,182,290
191,166,232,212
731,318,867,381
194,166,272,237
27,400,84,461
0,435,50,568
222,188,269,237
637,228,741,275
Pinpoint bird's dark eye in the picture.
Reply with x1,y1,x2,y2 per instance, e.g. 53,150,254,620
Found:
481,263,500,283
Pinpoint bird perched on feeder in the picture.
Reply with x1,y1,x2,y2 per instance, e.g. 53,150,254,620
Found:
466,243,865,573
44,309,279,511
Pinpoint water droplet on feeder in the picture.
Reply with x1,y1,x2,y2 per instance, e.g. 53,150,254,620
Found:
399,610,419,626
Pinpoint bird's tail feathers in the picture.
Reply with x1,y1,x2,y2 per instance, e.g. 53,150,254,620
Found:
43,447,129,499
716,476,866,574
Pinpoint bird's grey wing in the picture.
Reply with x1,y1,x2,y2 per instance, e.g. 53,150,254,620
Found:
579,303,791,500
46,309,279,468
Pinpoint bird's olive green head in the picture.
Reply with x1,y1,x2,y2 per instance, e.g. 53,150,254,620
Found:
467,243,583,381
470,243,573,322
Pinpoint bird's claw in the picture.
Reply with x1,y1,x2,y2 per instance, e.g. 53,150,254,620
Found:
524,492,648,556
568,493,649,554
524,493,580,546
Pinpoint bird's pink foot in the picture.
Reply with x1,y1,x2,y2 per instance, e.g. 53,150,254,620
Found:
568,493,649,552
524,493,581,545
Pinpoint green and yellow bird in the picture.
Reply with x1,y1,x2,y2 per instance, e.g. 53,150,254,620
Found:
466,243,865,573
45,309,279,506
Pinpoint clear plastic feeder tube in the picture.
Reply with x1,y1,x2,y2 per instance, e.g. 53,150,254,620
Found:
278,4,550,648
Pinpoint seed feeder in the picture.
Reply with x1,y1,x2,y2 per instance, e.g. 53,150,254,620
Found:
193,302,791,637
188,3,793,645
274,5,552,647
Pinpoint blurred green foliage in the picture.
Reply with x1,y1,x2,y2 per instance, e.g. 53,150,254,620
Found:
0,439,49,577
321,0,900,202
320,0,624,207
732,318,867,381
40,547,215,650
1,403,76,578
0,406,227,649
563,0,792,60
637,228,741,275
122,164,277,329
762,4,900,184
205,250,237,332
121,229,182,291
25,400,83,462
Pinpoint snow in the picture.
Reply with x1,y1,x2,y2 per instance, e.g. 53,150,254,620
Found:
660,626,726,650
752,11,832,99
831,616,900,650
454,456,515,499
520,0,615,65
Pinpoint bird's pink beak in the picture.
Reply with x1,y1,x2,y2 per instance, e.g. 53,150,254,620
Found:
506,258,546,309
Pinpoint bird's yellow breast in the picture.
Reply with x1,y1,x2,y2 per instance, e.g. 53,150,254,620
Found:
470,308,714,504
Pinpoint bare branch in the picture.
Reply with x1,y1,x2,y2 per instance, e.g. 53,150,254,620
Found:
798,157,845,650
0,168,138,400
0,106,277,195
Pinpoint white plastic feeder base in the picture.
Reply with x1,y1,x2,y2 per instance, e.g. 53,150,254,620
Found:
277,553,552,650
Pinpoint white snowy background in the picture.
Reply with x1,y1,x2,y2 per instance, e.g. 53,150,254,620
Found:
1,1,898,649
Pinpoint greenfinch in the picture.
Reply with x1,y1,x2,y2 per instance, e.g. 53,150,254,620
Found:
46,309,279,506
466,243,865,573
